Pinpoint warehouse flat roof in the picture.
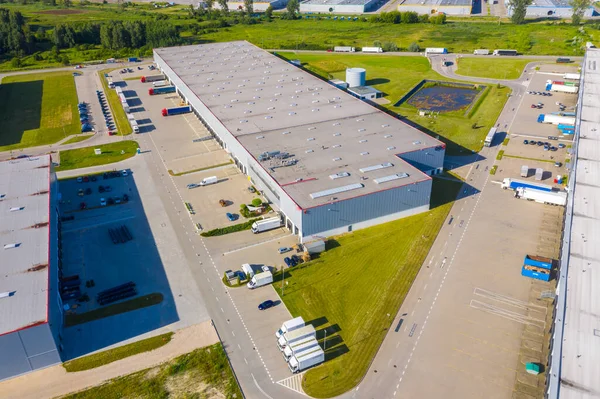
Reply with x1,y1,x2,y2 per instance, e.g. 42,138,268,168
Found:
399,0,472,6
0,155,51,335
155,42,442,208
559,48,600,399
529,0,570,7
301,0,374,5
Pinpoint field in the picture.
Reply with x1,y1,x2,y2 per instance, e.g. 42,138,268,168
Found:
56,140,139,171
456,57,537,79
62,134,94,145
63,332,174,372
277,178,462,398
277,52,510,154
63,343,242,399
0,72,79,151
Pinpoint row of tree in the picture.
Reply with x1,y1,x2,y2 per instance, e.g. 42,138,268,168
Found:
0,9,34,55
369,11,446,25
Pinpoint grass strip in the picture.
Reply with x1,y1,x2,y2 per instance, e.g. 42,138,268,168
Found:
56,141,138,171
503,138,510,146
496,150,504,160
98,69,132,136
63,332,174,372
490,165,498,175
200,218,262,237
62,343,242,399
168,160,233,176
62,135,94,145
504,154,555,163
65,293,163,327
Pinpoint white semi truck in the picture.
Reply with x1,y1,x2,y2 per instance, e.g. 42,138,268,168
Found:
283,337,320,360
563,73,581,80
276,317,305,339
251,217,282,234
515,187,566,206
362,47,383,53
288,346,325,373
473,49,490,55
334,46,355,52
537,114,576,125
246,270,273,289
277,325,316,350
547,84,579,94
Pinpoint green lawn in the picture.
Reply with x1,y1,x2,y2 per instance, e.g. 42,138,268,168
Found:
63,332,174,372
0,71,79,151
62,343,242,399
277,177,462,398
62,135,94,145
277,52,510,155
456,57,536,79
56,140,139,171
98,69,133,136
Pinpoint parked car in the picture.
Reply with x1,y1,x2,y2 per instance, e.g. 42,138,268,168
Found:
258,300,275,311
219,199,227,207
555,162,563,167
77,177,83,183
523,139,529,145
550,146,558,151
291,255,301,265
99,186,105,193
529,140,537,145
80,202,86,210
530,104,537,108
121,170,128,177
90,175,97,182
247,186,256,193
558,143,566,148
187,183,199,189
123,194,129,202
537,141,544,146
284,257,292,267
78,189,84,196
84,188,92,195
226,212,237,222
278,247,292,254
289,256,298,267
100,198,107,206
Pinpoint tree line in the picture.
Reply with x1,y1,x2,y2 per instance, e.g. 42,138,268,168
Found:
369,11,446,25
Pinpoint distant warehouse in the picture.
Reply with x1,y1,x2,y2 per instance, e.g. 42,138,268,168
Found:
398,0,473,15
211,0,289,11
505,0,593,17
153,41,445,242
300,0,379,13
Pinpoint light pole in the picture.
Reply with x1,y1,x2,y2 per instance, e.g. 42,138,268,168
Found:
281,265,285,295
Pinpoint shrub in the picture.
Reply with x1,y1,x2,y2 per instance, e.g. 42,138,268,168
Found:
251,198,263,207
382,42,398,52
200,218,261,237
408,42,420,52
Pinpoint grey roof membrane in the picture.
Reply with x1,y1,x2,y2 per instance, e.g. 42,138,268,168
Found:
560,48,600,399
301,0,374,5
155,42,442,208
0,155,51,335
399,0,472,7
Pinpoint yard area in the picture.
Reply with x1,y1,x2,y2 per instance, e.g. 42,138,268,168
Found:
62,343,242,399
277,52,510,155
0,71,79,151
277,177,462,398
456,57,535,79
56,140,139,171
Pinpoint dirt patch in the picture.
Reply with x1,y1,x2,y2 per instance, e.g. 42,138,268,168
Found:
164,370,226,399
35,9,86,15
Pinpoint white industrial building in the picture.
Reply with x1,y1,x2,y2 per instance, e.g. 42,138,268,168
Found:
347,86,383,100
212,0,288,11
398,0,472,15
154,41,445,242
546,48,600,398
0,155,63,381
300,0,379,14
505,0,594,17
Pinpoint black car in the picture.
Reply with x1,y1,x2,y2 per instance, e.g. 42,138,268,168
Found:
284,257,292,267
258,300,275,311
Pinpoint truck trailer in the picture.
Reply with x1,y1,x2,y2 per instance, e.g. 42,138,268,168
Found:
283,338,320,361
140,74,166,83
484,127,497,147
362,47,383,53
334,46,355,52
563,73,581,80
537,114,576,125
246,270,273,289
152,80,168,87
515,187,566,206
130,119,139,134
520,165,529,178
288,347,325,373
162,106,192,116
276,317,305,339
501,178,554,192
473,49,490,55
278,325,317,351
251,217,282,234
546,84,579,94
149,86,176,95
425,47,447,55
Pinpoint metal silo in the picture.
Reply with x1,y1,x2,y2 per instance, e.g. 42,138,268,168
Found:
346,68,366,88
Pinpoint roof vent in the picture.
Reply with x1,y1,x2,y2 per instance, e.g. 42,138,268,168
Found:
359,139,367,143
265,116,273,119
360,152,369,156
384,134,393,138
360,162,394,173
310,183,363,199
374,173,410,184
240,120,248,123
282,131,291,135
333,122,341,126
333,157,342,161
10,207,24,212
356,118,364,122
387,146,396,151
330,172,350,180
333,133,341,137
358,128,366,132
334,105,341,108
382,124,390,128
4,243,20,249
289,112,296,116
306,149,314,153
307,137,315,141
268,107,275,110
413,141,422,145
308,127,316,130
256,136,264,139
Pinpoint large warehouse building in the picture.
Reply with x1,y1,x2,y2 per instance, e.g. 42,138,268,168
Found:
505,0,594,18
0,155,63,381
299,0,379,14
397,0,472,15
154,41,444,242
546,48,599,398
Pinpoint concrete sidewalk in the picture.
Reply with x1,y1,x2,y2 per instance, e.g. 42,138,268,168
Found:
0,321,219,399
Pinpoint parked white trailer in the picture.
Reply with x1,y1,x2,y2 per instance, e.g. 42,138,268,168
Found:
152,80,168,87
535,168,544,181
473,49,490,55
277,325,316,350
276,317,305,339
334,46,355,52
563,73,581,81
538,114,576,125
362,47,383,53
284,337,320,360
549,84,579,94
246,270,273,289
288,346,325,373
521,165,529,178
425,47,448,55
484,127,497,147
515,187,566,206
251,217,282,234
130,119,139,133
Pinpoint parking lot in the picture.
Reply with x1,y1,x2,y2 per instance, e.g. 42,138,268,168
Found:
58,164,208,360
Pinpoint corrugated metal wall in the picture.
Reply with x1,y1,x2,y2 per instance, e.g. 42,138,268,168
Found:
302,179,432,237
397,147,445,175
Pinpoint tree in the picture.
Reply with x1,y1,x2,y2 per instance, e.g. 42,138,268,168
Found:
430,13,446,24
570,0,591,25
265,4,273,19
408,42,420,52
382,41,398,52
205,0,214,9
10,57,21,68
509,0,530,24
244,0,253,14
251,198,263,207
284,0,299,19
217,0,228,14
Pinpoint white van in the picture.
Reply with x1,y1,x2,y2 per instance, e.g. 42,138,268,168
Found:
200,176,218,186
